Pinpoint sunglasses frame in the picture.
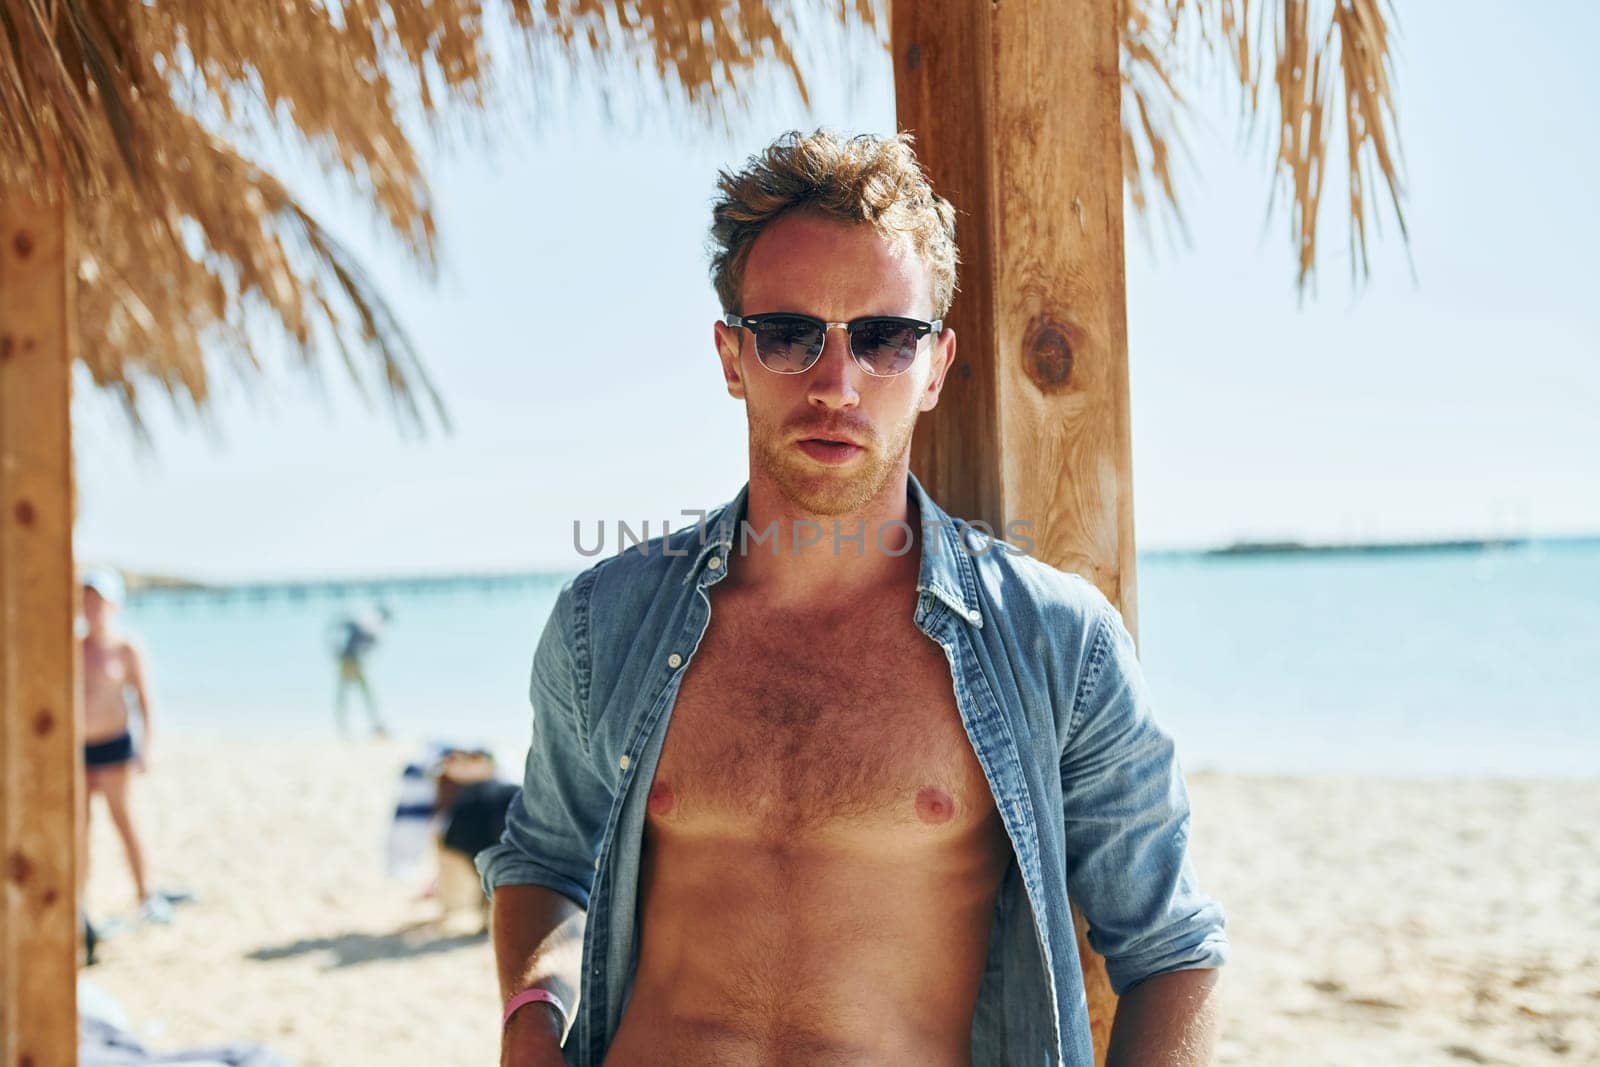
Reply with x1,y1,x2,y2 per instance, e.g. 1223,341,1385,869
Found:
723,312,944,378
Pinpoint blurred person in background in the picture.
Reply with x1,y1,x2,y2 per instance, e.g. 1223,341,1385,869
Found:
79,568,171,926
329,604,392,738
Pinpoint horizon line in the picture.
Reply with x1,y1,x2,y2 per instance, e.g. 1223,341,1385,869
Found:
99,530,1600,593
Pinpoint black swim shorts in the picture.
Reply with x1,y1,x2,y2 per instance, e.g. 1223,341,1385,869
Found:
84,733,135,769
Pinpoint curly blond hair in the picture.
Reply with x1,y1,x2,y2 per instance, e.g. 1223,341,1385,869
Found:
709,130,959,316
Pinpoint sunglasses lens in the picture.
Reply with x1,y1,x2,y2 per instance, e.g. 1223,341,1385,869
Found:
850,319,923,376
752,316,823,373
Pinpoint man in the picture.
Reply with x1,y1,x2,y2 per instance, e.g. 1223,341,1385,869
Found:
329,604,391,738
79,568,170,924
480,130,1228,1066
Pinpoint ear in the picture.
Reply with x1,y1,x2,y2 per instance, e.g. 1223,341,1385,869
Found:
918,326,957,413
714,319,746,400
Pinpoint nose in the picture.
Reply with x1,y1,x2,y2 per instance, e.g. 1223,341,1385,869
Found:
805,326,862,411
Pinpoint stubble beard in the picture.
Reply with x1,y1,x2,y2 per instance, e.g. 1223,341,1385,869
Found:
749,403,921,518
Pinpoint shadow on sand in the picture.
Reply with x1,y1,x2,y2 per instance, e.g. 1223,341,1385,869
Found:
247,919,486,970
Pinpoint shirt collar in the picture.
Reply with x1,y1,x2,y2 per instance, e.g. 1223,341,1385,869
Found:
688,471,984,628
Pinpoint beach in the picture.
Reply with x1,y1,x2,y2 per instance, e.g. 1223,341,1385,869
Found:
83,738,503,1066
82,737,1600,1066
1197,772,1600,1065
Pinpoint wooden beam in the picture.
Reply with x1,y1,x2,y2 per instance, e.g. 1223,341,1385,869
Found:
893,1,1133,1061
1,181,79,1066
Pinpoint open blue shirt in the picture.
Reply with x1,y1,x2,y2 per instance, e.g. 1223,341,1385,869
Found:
478,474,1228,1065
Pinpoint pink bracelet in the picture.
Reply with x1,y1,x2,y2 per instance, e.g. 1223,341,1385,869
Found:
503,987,568,1031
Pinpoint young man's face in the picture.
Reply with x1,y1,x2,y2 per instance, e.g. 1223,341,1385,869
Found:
714,212,956,517
82,587,113,633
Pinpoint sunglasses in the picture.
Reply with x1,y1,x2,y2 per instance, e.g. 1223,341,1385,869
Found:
723,312,943,378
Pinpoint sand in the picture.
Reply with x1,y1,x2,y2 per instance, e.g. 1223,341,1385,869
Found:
83,738,503,1066
82,739,1600,1066
1193,773,1600,1065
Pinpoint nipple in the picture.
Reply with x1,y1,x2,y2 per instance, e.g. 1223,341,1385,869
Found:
647,781,676,817
915,786,955,824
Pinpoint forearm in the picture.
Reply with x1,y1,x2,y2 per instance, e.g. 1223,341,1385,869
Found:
492,884,587,1031
127,649,153,742
132,696,152,762
1107,968,1220,1067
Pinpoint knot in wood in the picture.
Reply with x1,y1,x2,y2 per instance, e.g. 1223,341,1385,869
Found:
12,230,33,258
1023,314,1077,391
14,499,36,527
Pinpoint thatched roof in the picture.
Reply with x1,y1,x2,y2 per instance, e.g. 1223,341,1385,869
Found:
0,0,1403,428
1124,0,1407,288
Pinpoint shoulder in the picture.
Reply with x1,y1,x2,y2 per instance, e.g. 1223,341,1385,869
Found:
961,521,1120,640
118,636,148,670
553,505,725,636
949,518,1133,732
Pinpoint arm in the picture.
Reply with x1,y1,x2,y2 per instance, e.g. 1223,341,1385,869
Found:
1059,596,1228,1051
124,641,154,768
1107,968,1219,1066
476,577,611,1065
494,885,586,1066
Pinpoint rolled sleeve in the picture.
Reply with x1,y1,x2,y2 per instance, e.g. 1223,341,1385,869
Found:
1060,599,1229,996
476,578,613,908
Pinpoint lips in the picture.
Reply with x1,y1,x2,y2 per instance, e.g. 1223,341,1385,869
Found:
795,437,864,465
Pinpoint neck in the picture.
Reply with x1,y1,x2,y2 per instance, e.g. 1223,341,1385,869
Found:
731,463,923,606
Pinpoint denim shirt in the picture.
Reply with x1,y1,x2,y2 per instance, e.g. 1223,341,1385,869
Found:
478,473,1228,1066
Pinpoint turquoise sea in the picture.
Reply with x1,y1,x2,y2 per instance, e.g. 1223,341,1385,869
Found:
121,539,1600,778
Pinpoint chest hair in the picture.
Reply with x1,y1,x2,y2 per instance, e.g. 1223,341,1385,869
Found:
656,588,990,836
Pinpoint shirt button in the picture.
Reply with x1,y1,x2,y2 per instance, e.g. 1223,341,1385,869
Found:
619,754,631,770
967,609,982,623
707,556,722,570
667,653,682,669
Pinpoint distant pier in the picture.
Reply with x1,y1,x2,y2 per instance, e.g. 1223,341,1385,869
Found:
125,570,564,606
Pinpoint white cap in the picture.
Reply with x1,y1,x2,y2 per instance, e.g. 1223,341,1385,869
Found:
82,568,126,605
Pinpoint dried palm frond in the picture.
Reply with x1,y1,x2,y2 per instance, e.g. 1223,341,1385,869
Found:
1121,0,1408,290
1,0,880,432
1121,0,1192,246
2,0,1403,432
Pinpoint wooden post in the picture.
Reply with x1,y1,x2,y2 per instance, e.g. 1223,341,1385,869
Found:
893,0,1133,1061
1,180,79,1066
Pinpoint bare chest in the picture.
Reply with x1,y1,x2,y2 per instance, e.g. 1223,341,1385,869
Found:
82,642,128,695
650,596,995,839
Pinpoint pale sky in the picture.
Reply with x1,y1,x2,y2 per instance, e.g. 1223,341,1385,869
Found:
74,0,1600,581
